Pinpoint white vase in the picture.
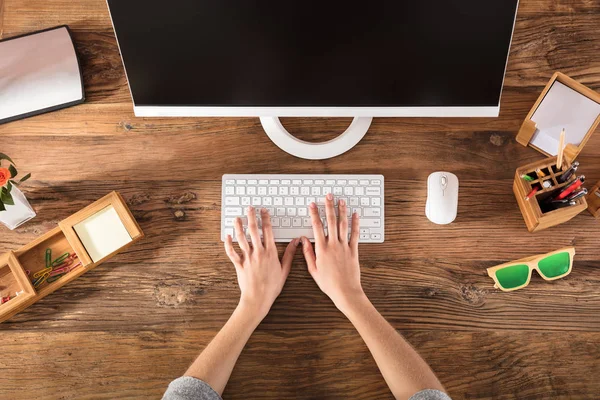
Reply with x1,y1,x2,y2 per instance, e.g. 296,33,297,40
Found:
0,186,36,230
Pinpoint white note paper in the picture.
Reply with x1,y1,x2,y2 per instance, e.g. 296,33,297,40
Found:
74,206,132,263
530,81,600,155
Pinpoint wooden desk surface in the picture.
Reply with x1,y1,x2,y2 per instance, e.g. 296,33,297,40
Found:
1,1,599,398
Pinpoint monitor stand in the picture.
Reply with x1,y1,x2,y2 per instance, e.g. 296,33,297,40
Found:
259,117,373,160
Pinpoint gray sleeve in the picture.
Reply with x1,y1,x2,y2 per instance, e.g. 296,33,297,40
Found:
162,376,222,400
409,389,452,400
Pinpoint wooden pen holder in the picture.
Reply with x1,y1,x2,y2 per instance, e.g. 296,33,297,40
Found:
514,155,587,232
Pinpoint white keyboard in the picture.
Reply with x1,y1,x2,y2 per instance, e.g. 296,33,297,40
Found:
221,174,384,243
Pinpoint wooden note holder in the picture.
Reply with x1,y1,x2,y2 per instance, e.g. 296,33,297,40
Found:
0,191,143,323
516,71,600,158
586,180,600,219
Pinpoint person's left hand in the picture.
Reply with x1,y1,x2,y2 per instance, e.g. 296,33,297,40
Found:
224,207,300,320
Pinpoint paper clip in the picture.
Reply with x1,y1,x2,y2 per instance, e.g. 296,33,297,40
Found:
51,252,70,267
33,267,52,279
33,271,50,288
45,249,52,268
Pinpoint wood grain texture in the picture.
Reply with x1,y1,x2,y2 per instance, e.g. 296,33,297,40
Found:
1,0,600,399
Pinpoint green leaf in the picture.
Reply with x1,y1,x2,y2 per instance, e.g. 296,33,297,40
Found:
0,201,5,212
0,186,13,206
0,153,15,164
19,173,31,183
8,164,17,179
6,181,12,192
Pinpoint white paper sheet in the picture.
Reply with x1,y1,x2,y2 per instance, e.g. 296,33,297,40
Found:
530,81,600,155
73,206,132,263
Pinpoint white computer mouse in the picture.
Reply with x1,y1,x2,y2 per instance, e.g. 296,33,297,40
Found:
426,172,459,225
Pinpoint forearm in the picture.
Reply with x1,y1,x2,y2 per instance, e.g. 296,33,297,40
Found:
184,302,263,395
341,293,444,400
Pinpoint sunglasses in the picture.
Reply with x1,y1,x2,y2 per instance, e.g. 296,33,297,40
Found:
487,247,575,292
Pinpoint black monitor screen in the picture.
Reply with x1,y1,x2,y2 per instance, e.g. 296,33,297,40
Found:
107,1,518,107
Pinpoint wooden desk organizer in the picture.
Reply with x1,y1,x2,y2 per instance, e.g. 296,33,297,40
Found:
513,147,587,232
0,191,143,323
586,180,600,219
516,72,600,158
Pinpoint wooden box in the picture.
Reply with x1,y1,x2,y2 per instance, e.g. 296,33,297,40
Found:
514,72,600,232
586,180,600,219
0,191,143,323
513,151,586,232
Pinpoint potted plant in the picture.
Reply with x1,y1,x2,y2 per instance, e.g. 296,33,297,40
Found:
0,153,35,230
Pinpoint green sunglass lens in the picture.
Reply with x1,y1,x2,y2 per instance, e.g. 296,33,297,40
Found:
495,264,529,289
538,252,570,278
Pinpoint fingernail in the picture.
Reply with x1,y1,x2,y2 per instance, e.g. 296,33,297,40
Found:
310,202,316,209
339,199,345,206
247,206,253,212
261,208,267,214
293,238,299,246
327,193,333,200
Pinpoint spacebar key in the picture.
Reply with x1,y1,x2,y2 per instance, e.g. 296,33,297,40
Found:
271,228,315,240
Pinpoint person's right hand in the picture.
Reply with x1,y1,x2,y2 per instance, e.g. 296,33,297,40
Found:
300,193,365,313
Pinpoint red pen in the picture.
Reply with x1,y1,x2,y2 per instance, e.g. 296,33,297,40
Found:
525,186,540,200
556,176,585,200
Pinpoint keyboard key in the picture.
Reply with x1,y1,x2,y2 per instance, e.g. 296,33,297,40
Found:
225,228,234,237
248,179,257,184
263,198,272,206
371,198,381,206
290,187,300,195
277,207,286,216
303,179,313,185
270,180,280,184
295,197,305,206
350,198,359,206
352,208,362,216
258,187,267,195
366,187,381,195
259,179,268,185
360,228,369,234
344,187,353,195
337,180,347,185
225,180,235,185
287,208,297,216
364,208,381,217
311,187,321,195
303,218,312,227
279,187,289,195
326,179,335,185
271,228,315,238
247,187,256,195
371,180,381,185
285,197,294,206
236,179,247,184
292,179,302,185
225,207,242,216
361,219,381,227
355,187,364,196
225,187,235,195
315,179,325,184
282,218,291,227
323,187,332,195
282,179,291,184
242,197,251,206
359,180,369,185
333,187,343,195
266,207,275,215
236,187,246,195
269,187,278,195
360,234,370,240
349,180,358,185
298,207,308,216
306,197,316,205
225,197,240,206
360,198,370,206
252,197,261,205
225,218,235,226
274,197,283,205
371,233,382,240
301,187,310,195
271,217,280,227
292,217,302,227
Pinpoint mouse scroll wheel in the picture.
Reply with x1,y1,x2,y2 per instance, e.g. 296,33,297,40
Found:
440,175,448,189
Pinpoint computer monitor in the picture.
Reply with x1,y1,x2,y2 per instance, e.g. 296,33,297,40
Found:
106,1,519,159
